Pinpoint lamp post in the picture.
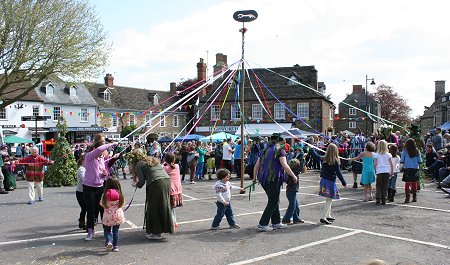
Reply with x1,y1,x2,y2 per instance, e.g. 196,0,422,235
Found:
365,75,375,137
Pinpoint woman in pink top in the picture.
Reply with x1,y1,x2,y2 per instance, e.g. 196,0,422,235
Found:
163,152,183,229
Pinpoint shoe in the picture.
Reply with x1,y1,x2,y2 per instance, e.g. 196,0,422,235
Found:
112,246,119,252
0,190,9,194
189,181,196,184
352,182,358,189
27,200,35,205
293,220,305,224
210,226,221,230
282,220,294,225
257,224,273,232
320,218,332,225
38,196,44,202
106,242,113,250
146,233,163,240
84,228,94,241
326,217,335,222
79,222,86,230
272,223,287,230
229,224,240,229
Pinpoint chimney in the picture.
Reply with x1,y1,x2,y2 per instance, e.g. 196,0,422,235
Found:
104,73,114,87
435,80,445,101
197,58,207,81
352,85,363,94
170,82,177,95
213,53,228,75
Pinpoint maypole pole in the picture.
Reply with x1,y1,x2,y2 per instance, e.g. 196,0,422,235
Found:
233,10,257,190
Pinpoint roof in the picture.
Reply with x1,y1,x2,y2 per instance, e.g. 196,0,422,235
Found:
85,82,176,112
34,76,97,106
341,92,376,109
0,80,43,102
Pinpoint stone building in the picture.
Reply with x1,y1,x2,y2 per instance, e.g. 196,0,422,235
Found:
420,80,448,135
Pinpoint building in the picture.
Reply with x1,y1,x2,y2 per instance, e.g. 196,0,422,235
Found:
86,74,188,143
194,53,335,136
420,80,447,135
334,85,381,136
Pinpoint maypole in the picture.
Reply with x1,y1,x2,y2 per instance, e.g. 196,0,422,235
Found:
233,10,257,190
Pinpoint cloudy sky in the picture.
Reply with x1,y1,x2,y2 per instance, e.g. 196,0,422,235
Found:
92,0,450,118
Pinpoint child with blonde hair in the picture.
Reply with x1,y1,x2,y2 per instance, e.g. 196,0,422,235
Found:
349,142,376,202
100,178,125,252
311,143,347,224
374,140,393,205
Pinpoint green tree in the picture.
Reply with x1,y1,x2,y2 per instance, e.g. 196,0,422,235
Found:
0,0,110,108
371,84,412,127
44,117,77,186
121,124,137,139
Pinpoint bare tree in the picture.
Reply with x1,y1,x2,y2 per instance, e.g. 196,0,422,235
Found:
0,0,110,108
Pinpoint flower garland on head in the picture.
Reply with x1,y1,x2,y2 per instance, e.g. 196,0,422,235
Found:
125,148,146,186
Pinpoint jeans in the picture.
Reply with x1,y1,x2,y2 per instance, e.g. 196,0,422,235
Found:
211,201,235,227
259,180,282,226
282,191,301,222
196,162,204,178
428,160,445,180
388,173,398,190
103,225,120,246
83,185,104,230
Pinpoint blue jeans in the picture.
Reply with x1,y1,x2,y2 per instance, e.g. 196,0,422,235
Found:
103,225,120,246
282,191,301,222
212,201,235,227
389,173,398,190
259,180,282,226
196,162,204,178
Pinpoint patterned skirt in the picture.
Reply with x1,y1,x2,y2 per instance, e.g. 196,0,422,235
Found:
351,161,362,174
319,178,340,199
170,193,183,208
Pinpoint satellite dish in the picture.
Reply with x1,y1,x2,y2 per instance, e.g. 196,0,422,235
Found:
233,10,258,22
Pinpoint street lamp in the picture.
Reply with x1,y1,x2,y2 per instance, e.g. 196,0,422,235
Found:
365,75,375,137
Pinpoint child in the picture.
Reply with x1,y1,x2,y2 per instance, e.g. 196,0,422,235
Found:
400,138,422,203
100,178,125,252
281,159,304,224
211,168,244,230
388,145,400,202
76,157,87,230
206,154,215,180
374,140,393,205
163,152,183,229
311,143,347,225
348,142,376,202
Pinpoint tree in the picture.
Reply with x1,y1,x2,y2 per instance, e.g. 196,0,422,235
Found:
0,0,109,108
44,117,77,186
371,84,412,127
121,124,138,139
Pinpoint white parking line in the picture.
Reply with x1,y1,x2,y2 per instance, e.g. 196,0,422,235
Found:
125,220,139,229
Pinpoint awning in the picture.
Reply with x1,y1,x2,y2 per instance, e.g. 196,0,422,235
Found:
235,123,292,137
438,122,450,131
28,127,49,133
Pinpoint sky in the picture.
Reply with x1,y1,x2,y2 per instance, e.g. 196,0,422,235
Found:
91,0,450,118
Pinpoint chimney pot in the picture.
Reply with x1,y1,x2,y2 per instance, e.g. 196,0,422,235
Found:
170,82,177,94
104,73,114,87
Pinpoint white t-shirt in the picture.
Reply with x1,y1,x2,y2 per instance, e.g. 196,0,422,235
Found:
374,153,392,174
391,155,400,173
222,143,233,161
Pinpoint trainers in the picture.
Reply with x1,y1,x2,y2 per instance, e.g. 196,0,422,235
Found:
189,181,196,184
27,200,35,205
257,224,273,232
38,196,44,202
146,233,163,240
272,223,287,230
112,246,119,252
0,189,9,194
282,220,294,225
229,224,240,229
210,226,221,230
84,228,94,241
106,242,113,250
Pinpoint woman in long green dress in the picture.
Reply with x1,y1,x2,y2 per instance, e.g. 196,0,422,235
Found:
1,146,16,191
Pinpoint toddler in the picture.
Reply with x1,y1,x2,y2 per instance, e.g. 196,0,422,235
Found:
281,159,304,224
100,178,125,252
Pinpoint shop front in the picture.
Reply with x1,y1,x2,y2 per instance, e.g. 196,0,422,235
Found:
48,126,106,144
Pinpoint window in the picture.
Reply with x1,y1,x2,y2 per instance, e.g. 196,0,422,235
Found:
53,106,61,121
173,115,179,127
129,114,135,126
111,114,118,127
211,105,220,121
154,94,159,105
274,103,285,119
145,114,152,127
80,108,88,122
103,91,111,101
252,104,263,120
46,84,54,96
349,108,356,115
32,106,39,117
231,105,241,120
330,108,334,120
70,86,77,97
287,76,298,85
160,115,166,127
349,121,356,129
296,103,309,119
0,107,6,120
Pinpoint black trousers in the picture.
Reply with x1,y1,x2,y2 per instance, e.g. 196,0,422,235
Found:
82,185,104,230
76,191,87,224
259,180,282,226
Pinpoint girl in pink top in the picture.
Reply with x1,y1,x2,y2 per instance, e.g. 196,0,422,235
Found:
163,152,183,229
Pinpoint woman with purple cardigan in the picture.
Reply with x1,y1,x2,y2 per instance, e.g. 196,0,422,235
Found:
83,133,116,241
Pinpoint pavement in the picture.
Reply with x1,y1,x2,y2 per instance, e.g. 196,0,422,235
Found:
0,170,449,265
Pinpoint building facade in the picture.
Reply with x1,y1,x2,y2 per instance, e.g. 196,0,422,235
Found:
420,80,447,135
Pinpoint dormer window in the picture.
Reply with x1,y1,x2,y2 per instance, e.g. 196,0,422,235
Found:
103,90,111,101
46,84,54,95
70,86,77,97
154,94,159,105
287,76,298,85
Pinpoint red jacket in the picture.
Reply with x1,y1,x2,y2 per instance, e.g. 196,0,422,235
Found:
18,155,52,182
